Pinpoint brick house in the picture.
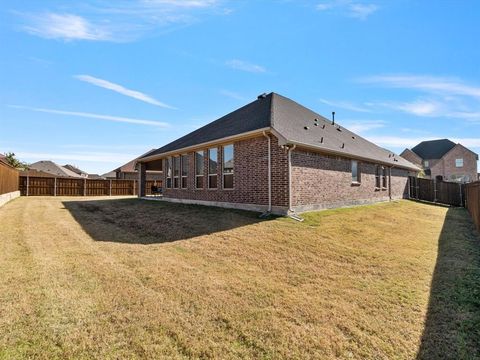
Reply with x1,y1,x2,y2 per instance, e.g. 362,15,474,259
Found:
401,139,478,183
137,93,419,215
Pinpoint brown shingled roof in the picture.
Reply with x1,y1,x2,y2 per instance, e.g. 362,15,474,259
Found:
141,93,419,171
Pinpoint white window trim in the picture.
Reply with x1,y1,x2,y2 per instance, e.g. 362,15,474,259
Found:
181,154,188,189
351,160,360,184
173,156,180,189
195,151,204,189
166,156,172,189
222,144,234,190
455,158,464,168
208,147,218,189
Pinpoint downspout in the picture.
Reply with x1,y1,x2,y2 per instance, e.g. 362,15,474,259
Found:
262,131,272,213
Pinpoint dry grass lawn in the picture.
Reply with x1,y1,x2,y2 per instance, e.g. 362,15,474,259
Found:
0,196,479,359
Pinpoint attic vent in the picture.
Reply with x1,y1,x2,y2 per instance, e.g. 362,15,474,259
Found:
314,118,319,122
304,126,309,130
341,143,345,149
336,127,342,132
352,136,356,139
257,93,267,99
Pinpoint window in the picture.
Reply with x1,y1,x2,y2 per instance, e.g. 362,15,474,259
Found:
208,148,218,189
455,158,464,168
173,156,180,188
382,167,388,188
351,160,360,183
423,160,429,168
166,157,172,188
223,144,234,189
195,151,204,189
181,154,188,189
375,165,381,188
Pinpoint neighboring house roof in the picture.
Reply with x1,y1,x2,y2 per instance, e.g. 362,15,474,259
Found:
101,171,117,179
87,174,104,179
20,169,58,177
0,154,17,169
114,149,159,173
63,164,88,176
29,161,83,178
410,139,457,159
141,92,418,171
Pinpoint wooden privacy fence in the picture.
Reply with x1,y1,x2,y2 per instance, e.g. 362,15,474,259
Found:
19,176,161,197
0,161,19,195
408,176,465,207
465,181,480,232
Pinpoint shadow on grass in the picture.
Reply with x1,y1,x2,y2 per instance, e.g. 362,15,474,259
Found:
62,198,272,245
417,207,480,359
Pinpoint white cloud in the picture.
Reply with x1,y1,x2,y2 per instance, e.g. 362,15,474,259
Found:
348,3,378,20
316,1,378,20
341,120,386,134
17,1,227,42
319,98,371,112
225,59,266,73
21,12,111,41
9,105,170,127
220,90,249,101
359,75,480,98
17,151,135,164
74,75,175,109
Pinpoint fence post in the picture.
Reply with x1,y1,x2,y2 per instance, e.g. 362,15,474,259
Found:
54,178,57,196
133,180,136,196
26,175,29,196
433,179,437,203
84,178,87,196
459,183,463,207
109,180,112,196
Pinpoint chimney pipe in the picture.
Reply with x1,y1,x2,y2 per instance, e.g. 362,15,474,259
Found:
332,111,335,125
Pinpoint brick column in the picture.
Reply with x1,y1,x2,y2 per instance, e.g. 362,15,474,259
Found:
138,162,146,197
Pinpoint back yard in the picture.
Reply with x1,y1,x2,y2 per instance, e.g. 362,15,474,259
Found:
0,197,479,359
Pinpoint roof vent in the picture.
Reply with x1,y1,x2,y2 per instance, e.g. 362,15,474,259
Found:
314,123,318,126
320,137,324,144
352,136,356,139
304,126,309,130
341,143,345,149
321,124,325,129
257,93,267,99
336,126,342,132
332,111,335,125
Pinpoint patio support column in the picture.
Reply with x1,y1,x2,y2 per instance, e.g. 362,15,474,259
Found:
139,162,146,197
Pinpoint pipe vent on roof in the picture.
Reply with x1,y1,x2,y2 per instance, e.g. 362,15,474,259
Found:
332,111,335,125
336,126,342,132
321,124,325,129
320,137,324,144
341,143,345,149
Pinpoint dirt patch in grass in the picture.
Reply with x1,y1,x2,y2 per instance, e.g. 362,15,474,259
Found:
0,197,478,359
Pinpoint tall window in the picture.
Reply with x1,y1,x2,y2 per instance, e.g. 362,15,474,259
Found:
382,167,388,188
173,156,180,188
208,147,218,189
423,160,429,168
455,158,464,168
351,160,360,183
181,154,188,189
166,157,172,188
195,151,204,189
223,144,234,189
375,165,381,188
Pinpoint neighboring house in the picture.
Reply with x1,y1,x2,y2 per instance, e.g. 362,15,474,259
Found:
106,150,163,181
101,171,117,180
28,161,84,178
63,164,89,178
401,139,479,183
136,92,419,215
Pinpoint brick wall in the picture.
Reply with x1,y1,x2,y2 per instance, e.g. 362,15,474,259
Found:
435,144,478,182
291,149,410,211
161,135,289,210
400,149,422,166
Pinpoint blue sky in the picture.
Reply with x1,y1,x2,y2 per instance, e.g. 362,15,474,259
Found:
1,0,479,174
